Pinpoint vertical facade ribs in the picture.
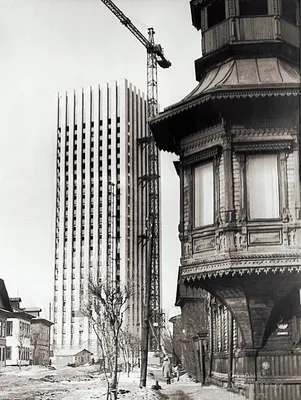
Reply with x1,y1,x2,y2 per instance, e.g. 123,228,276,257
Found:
54,81,148,357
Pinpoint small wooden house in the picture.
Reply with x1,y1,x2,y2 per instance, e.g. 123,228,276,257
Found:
54,348,93,366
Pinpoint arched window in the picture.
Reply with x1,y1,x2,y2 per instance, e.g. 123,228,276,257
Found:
239,0,268,16
207,0,226,29
282,0,298,25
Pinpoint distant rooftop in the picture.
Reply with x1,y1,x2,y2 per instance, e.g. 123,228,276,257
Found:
0,279,13,313
23,307,42,317
31,317,53,326
55,348,93,357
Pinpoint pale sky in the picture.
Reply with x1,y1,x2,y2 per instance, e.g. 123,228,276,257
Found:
0,0,200,317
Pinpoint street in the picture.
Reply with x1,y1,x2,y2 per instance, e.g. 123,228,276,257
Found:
149,367,245,400
0,364,245,400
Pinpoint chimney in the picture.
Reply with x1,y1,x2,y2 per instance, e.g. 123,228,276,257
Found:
9,297,22,309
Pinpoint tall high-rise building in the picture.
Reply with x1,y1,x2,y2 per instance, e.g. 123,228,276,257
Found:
53,80,150,355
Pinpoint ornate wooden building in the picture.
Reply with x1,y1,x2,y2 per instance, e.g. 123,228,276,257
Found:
150,0,300,399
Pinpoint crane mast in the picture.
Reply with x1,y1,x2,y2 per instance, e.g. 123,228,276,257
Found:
99,0,171,353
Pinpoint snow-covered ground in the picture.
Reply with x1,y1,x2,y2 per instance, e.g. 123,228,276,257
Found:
0,365,160,400
148,369,245,400
0,365,245,399
156,377,245,400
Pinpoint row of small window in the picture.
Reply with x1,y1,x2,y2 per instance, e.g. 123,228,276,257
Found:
54,294,78,303
57,232,94,246
53,280,83,291
58,119,120,136
56,197,107,216
61,149,122,168
194,154,281,228
61,184,117,200
63,189,121,204
60,235,102,246
64,138,121,152
55,240,102,257
62,161,117,176
59,118,120,131
1,346,30,361
19,347,30,361
65,182,121,194
20,321,31,335
206,0,298,30
59,136,124,159
58,134,122,156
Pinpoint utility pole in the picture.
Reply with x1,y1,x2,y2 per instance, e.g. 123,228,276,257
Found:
140,215,154,388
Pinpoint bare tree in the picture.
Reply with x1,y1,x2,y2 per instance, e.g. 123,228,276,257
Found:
84,278,131,400
119,328,140,377
17,333,27,369
162,323,182,366
30,332,40,365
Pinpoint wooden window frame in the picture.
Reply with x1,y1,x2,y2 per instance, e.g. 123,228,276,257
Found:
245,153,281,222
184,146,221,231
235,141,292,223
193,161,215,229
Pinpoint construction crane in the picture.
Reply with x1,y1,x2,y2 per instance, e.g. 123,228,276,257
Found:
99,0,171,361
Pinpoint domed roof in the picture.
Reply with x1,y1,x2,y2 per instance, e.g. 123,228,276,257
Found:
182,57,299,102
151,57,299,127
150,57,299,153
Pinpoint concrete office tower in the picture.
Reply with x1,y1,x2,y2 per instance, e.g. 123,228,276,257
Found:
53,81,150,356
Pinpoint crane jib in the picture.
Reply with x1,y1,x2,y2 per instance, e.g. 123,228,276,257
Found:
100,0,171,69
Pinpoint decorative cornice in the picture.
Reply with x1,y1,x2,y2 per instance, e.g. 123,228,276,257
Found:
182,123,223,145
233,127,297,138
181,126,224,154
213,87,300,100
183,145,222,166
150,87,299,126
181,253,301,280
233,140,293,153
180,127,296,158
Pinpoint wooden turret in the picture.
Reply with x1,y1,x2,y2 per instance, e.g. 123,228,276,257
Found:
150,1,300,398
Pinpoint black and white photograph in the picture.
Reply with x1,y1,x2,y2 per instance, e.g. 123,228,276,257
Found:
0,1,300,399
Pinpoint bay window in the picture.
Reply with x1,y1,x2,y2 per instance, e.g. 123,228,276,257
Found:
246,154,279,220
194,162,214,227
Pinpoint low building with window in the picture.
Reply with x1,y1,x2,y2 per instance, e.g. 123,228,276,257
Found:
150,0,300,399
0,279,13,367
23,307,53,365
54,348,93,367
6,298,34,366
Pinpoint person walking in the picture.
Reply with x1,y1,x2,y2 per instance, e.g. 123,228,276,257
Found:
162,356,172,384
